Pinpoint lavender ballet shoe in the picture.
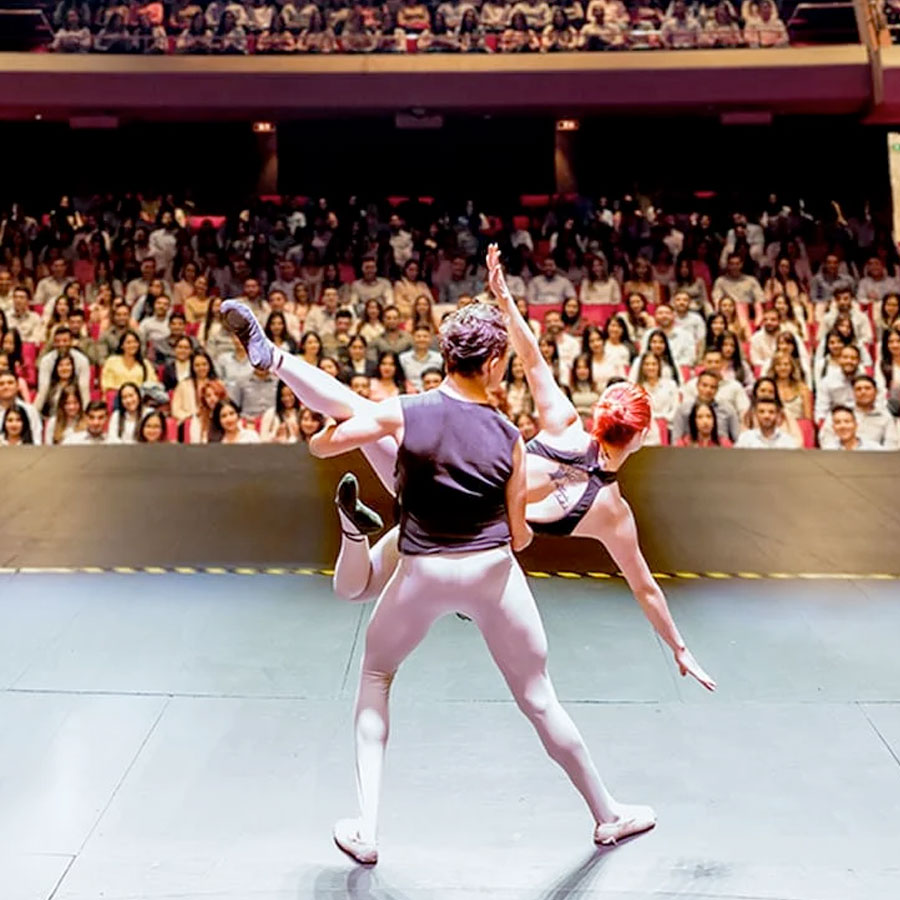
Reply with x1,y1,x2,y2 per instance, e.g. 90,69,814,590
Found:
221,300,273,370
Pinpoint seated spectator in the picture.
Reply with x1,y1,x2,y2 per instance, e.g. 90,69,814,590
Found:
298,407,325,443
569,354,602,419
343,334,373,379
623,257,662,308
350,257,393,312
205,0,247,28
399,326,443,391
819,375,898,449
0,369,42,443
298,331,324,366
683,347,750,416
35,352,86,418
516,411,539,440
343,8,380,51
768,351,813,422
161,335,195,390
579,255,621,307
815,344,864,423
504,354,534,418
743,0,787,47
857,256,900,309
823,404,886,451
673,258,711,316
299,9,337,52
634,352,680,427
235,365,279,419
183,274,211,325
640,304,695,366
154,312,195,367
169,0,203,31
735,396,800,448
52,9,92,52
510,0,551,28
370,306,414,358
620,292,656,346
101,330,159,392
245,0,275,32
748,306,781,371
527,257,576,306
630,328,681,383
398,0,433,30
875,293,900,341
37,327,92,403
713,254,764,312
457,9,491,51
260,380,301,443
133,14,167,52
542,8,578,50
661,0,700,48
211,399,260,444
348,372,372,397
0,406,34,446
500,11,541,50
95,13,133,52
265,311,298,355
356,299,385,345
370,351,406,400
200,298,235,362
136,409,167,443
177,11,213,52
63,400,109,445
718,295,751,345
421,367,444,391
107,382,144,444
132,278,169,321
672,369,740,444
171,350,215,422
578,6,626,48
717,331,749,389
480,0,510,30
671,291,706,359
876,326,900,408
823,312,872,367
699,3,744,47
183,379,228,442
211,10,248,54
582,325,627,389
0,350,29,403
676,401,732,447
8,288,43,344
257,14,297,52
138,294,171,355
822,287,873,345
809,252,855,310
439,258,482,307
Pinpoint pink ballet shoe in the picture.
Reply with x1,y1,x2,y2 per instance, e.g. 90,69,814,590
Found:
221,300,273,370
333,818,378,865
594,804,657,846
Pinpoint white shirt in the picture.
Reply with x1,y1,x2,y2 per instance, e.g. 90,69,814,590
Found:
221,428,261,445
8,309,44,343
106,411,139,444
673,310,706,352
749,328,779,368
0,402,43,445
641,377,680,422
527,274,576,305
639,326,695,367
33,275,68,311
735,428,800,449
681,375,749,417
63,430,108,445
819,407,899,449
823,437,885,451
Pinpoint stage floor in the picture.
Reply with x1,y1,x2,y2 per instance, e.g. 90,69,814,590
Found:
2,572,899,900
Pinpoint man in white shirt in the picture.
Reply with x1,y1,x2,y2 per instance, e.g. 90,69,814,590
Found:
0,370,42,444
33,258,70,311
748,307,781,370
723,214,765,265
220,336,253,401
671,291,706,358
735,398,800,448
542,309,581,378
640,303,695,366
63,400,109,445
399,326,444,391
148,211,179,281
388,214,414,268
814,344,862,423
125,259,162,308
37,328,92,401
856,257,900,309
712,254,765,309
818,374,897,449
350,257,393,314
8,287,44,343
680,348,750,417
138,295,172,354
306,286,354,338
822,287,873,344
527,257,576,306
824,406,886,451
235,278,269,323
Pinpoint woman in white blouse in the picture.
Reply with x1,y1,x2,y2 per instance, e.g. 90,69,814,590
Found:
211,398,261,444
260,381,302,443
635,351,680,425
602,316,633,372
107,382,144,444
581,325,626,390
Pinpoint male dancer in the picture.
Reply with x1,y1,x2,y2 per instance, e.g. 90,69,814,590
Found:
224,300,657,863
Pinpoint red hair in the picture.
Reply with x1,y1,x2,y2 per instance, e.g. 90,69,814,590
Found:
590,382,652,448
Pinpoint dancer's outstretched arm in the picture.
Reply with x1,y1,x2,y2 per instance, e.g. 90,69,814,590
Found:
309,398,403,458
593,494,716,692
486,244,579,435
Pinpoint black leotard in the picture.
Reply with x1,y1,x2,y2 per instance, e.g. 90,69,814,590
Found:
525,437,618,536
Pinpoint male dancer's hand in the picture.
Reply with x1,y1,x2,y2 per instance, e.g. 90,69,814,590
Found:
486,243,513,305
674,647,717,692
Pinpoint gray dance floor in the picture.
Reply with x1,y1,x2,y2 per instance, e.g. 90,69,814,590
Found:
2,572,899,900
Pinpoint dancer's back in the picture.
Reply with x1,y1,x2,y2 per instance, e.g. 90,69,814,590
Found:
396,388,519,555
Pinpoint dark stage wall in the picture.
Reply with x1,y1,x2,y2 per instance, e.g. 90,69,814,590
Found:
1,446,897,575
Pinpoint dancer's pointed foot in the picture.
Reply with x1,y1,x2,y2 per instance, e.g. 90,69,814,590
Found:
594,804,656,846
333,818,378,865
221,300,273,369
336,473,383,536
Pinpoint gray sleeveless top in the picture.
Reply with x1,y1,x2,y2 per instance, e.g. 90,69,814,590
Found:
396,389,520,555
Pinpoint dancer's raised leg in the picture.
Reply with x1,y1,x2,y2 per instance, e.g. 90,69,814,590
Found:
221,300,398,493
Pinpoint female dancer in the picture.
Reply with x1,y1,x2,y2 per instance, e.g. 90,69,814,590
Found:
221,274,716,696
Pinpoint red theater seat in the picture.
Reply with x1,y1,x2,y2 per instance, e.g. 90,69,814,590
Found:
656,419,670,445
527,303,562,324
797,419,816,449
166,416,179,443
520,194,550,209
188,215,226,230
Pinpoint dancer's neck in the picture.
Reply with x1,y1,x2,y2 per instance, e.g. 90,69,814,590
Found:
442,372,490,404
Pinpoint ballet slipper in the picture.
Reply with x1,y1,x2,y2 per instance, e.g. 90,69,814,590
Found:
336,473,383,536
333,818,378,865
593,803,656,846
221,300,273,369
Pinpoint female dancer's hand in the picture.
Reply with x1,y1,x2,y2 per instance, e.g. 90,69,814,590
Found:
674,647,717,692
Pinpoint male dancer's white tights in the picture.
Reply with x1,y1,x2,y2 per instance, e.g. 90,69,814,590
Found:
272,351,397,492
350,544,620,843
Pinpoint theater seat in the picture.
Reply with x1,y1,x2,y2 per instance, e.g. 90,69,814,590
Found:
166,416,179,443
188,215,227,230
105,390,117,413
527,303,562,324
520,194,550,209
797,419,816,448
656,418,670,445
512,215,530,231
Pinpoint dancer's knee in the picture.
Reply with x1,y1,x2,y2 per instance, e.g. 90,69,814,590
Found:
515,676,554,721
332,575,372,603
356,706,389,744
